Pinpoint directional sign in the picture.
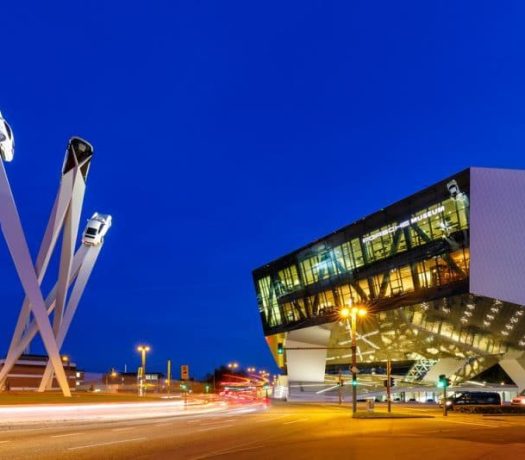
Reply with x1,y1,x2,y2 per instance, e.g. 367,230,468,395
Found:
181,364,189,381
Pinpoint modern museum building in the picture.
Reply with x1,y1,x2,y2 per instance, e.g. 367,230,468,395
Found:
253,168,525,399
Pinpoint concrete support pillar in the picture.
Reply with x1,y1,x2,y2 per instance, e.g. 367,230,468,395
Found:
285,325,331,385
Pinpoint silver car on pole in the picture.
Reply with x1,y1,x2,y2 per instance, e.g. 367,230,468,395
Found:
0,111,15,162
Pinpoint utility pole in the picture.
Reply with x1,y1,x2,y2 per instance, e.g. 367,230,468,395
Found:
167,359,171,394
386,359,392,413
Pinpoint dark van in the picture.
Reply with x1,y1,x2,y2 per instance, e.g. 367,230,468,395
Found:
446,391,501,409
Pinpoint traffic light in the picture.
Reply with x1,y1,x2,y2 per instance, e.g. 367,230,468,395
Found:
277,342,284,355
383,378,395,387
351,379,358,386
438,374,451,388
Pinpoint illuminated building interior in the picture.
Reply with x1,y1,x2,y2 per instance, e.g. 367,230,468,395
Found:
253,168,525,397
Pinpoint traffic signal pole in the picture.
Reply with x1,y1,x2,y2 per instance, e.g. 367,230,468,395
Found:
443,385,448,416
338,371,343,405
438,374,450,416
387,359,392,413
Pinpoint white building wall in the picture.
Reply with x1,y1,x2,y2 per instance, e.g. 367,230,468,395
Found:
470,167,525,306
286,325,331,383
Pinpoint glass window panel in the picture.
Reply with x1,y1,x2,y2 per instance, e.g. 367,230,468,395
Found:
399,266,414,293
443,198,461,232
351,239,364,268
300,257,318,285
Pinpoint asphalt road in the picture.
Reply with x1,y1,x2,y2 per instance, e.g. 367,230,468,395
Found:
1,402,525,459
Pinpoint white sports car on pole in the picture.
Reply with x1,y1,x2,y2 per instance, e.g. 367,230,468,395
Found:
0,111,14,162
82,213,112,246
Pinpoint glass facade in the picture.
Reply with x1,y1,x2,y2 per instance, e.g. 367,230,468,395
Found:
253,171,471,335
325,293,525,370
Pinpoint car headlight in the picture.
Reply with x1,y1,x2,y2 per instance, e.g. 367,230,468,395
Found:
446,401,452,406
520,399,525,405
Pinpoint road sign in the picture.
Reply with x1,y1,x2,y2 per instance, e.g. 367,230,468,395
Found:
181,364,189,381
351,366,359,374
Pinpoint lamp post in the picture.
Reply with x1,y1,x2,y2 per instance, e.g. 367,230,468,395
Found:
137,345,150,396
106,368,117,388
340,305,367,415
61,356,70,391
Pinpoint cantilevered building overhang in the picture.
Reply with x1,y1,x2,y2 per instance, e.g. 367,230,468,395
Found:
253,168,525,393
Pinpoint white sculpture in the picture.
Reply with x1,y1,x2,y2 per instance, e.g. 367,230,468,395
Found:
0,112,111,396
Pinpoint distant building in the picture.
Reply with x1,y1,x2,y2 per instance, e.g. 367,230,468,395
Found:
0,354,78,391
253,168,525,398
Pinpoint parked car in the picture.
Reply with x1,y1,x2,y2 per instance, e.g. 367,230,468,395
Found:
0,111,14,162
511,389,525,406
442,391,501,409
82,213,112,246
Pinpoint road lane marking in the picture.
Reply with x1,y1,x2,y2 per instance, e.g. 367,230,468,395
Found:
0,440,11,444
112,427,134,431
51,432,82,438
193,444,264,459
194,418,241,427
67,437,147,451
282,418,309,425
441,420,497,428
195,424,234,432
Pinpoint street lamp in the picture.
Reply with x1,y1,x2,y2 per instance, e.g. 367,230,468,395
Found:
227,362,239,370
106,368,118,387
137,345,151,396
340,305,367,415
61,355,70,368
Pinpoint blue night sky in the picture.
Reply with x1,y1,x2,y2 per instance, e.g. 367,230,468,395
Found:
1,1,525,378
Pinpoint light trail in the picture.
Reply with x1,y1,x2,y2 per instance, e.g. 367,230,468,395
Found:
0,399,265,425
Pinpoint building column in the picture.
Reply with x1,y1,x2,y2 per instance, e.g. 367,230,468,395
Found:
285,325,331,393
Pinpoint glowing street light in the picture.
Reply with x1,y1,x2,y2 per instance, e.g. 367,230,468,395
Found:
61,355,70,369
137,345,151,396
105,368,118,387
340,304,368,415
227,362,239,370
